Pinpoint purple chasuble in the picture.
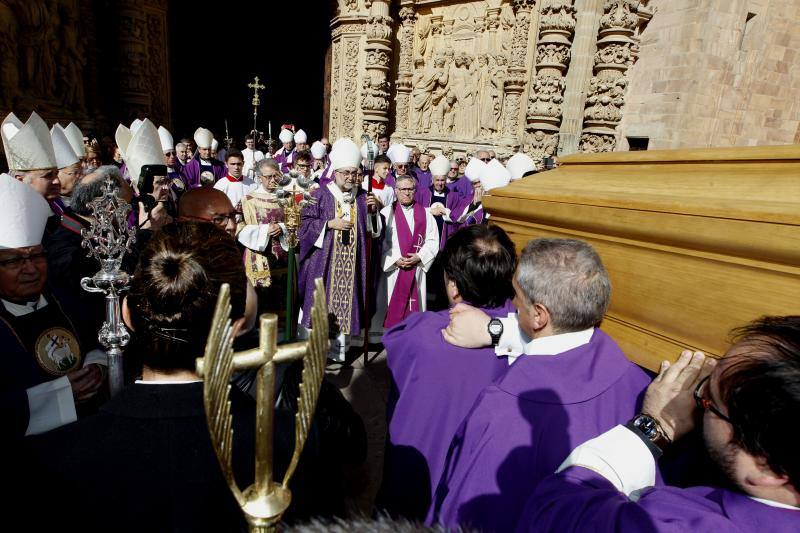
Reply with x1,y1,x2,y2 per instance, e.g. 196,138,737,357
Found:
523,466,800,533
415,169,433,189
297,185,374,335
380,304,514,519
386,168,420,189
383,202,427,328
447,176,473,198
428,329,651,532
273,148,296,173
318,161,334,187
180,157,226,188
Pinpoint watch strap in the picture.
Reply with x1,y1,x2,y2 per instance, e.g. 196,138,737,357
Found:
625,418,664,460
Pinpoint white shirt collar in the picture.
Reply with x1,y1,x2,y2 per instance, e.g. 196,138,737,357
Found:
750,497,800,510
2,295,48,317
400,202,415,212
523,327,594,356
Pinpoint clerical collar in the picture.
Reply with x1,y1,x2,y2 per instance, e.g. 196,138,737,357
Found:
433,190,446,196
523,327,594,357
2,295,48,317
750,497,800,510
200,158,211,165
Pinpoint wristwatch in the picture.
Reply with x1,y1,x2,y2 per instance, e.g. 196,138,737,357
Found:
626,414,672,459
487,318,503,347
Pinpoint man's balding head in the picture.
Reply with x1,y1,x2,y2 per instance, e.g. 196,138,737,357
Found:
178,188,237,237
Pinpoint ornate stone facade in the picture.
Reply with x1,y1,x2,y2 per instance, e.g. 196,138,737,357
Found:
0,0,170,142
328,0,800,158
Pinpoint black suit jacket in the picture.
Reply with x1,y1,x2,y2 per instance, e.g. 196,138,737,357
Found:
24,382,296,533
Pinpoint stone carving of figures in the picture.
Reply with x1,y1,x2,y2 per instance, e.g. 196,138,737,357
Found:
416,16,431,60
61,12,86,110
452,54,478,138
17,0,58,98
429,56,451,134
491,54,507,132
500,5,515,54
411,57,448,133
478,55,494,136
0,0,19,109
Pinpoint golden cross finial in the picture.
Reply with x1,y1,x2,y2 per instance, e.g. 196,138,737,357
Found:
248,76,266,107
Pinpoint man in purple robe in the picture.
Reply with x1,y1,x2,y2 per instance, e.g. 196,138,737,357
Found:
379,224,517,520
180,127,226,188
522,316,800,532
272,128,296,173
446,159,473,198
416,155,471,250
386,143,427,189
415,153,432,189
430,238,651,532
297,138,380,361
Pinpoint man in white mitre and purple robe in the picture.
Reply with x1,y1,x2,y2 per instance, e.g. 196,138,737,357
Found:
272,128,296,173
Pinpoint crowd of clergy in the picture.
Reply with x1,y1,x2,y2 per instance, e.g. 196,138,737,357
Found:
0,109,798,532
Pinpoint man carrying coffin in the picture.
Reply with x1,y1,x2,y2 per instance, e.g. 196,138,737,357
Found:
430,238,651,532
180,127,226,188
379,224,516,520
0,174,105,439
297,138,380,361
523,317,800,533
374,174,438,332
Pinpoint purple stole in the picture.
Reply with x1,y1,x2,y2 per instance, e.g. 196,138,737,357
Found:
318,161,334,187
383,202,426,328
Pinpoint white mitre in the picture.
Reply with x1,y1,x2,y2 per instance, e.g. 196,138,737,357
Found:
1,111,57,171
386,143,411,165
124,119,164,185
50,125,80,169
506,153,536,181
279,128,294,144
157,126,174,154
64,122,86,158
211,138,219,152
194,127,213,149
310,141,327,159
115,124,132,159
130,118,143,134
464,158,487,183
328,138,361,171
480,158,512,191
0,173,51,249
429,154,450,177
294,129,307,144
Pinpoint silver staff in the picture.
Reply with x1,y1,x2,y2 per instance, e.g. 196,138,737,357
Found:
80,173,137,395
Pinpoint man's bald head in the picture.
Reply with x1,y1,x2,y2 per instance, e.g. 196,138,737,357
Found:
178,187,237,237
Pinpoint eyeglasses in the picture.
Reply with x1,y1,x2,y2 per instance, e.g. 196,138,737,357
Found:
261,173,282,181
179,212,237,227
479,158,491,162
0,250,47,269
295,163,310,169
694,376,732,423
395,164,408,169
397,187,416,193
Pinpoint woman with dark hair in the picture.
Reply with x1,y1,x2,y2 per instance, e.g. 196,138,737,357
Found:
25,222,297,532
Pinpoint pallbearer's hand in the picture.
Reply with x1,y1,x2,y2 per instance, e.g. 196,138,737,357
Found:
442,303,492,348
642,351,716,442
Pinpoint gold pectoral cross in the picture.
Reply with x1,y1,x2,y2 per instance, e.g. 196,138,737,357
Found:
196,279,329,532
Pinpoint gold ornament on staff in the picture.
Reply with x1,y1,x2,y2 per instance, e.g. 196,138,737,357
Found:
248,75,267,149
196,278,329,533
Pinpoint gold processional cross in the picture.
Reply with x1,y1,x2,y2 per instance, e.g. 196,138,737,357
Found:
196,278,329,532
248,76,266,107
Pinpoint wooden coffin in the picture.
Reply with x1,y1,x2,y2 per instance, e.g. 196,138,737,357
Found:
483,145,800,371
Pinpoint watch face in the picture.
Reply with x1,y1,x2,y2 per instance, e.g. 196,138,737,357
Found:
488,320,502,335
635,416,657,438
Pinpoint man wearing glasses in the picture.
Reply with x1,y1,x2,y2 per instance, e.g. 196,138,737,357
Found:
298,139,380,362
374,174,438,333
522,316,800,532
0,174,106,439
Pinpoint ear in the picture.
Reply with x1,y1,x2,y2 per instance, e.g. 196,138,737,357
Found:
121,296,134,331
530,302,551,331
747,456,792,488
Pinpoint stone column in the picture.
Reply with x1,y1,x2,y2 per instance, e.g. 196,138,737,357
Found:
525,0,577,160
500,0,536,146
361,1,394,137
393,5,417,138
329,18,366,140
557,0,605,155
579,0,640,153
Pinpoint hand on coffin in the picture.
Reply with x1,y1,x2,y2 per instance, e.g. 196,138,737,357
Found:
642,350,717,442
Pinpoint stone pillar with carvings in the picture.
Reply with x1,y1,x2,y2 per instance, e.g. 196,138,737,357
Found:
393,5,417,137
329,11,365,141
524,0,577,159
361,1,394,137
500,0,536,145
579,0,639,153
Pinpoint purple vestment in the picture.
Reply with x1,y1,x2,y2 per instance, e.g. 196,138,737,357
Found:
415,186,471,249
180,157,226,188
387,168,426,189
298,185,375,335
447,176,473,198
380,305,513,519
523,466,800,532
273,148,296,173
415,169,432,189
429,329,651,532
